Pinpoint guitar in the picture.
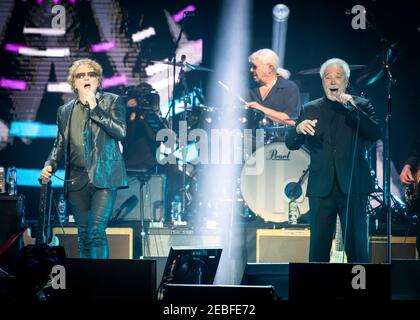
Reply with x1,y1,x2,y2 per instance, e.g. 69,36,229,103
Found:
330,215,347,263
405,167,420,214
23,176,59,246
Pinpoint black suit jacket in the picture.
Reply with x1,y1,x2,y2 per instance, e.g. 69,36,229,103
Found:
285,96,380,197
45,91,128,193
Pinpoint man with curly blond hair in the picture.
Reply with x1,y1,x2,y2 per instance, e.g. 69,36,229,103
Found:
41,59,127,259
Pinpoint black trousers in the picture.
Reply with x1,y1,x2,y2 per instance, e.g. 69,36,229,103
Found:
67,170,117,259
309,180,369,263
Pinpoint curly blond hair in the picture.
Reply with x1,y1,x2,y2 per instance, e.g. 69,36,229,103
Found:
67,58,103,92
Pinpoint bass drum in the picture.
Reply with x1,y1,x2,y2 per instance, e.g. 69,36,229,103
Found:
240,142,310,223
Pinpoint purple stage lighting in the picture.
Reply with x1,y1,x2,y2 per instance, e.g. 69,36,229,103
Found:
5,43,28,53
0,78,27,90
172,5,196,23
91,41,116,53
102,75,127,88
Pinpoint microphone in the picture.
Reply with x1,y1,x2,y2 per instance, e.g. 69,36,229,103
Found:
336,92,357,111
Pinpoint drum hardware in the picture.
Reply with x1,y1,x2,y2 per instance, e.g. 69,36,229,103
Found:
151,60,213,72
125,170,151,259
286,166,309,224
240,142,310,223
297,64,367,76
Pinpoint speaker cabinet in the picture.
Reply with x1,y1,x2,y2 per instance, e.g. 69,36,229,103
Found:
369,236,418,263
163,284,276,302
62,258,156,301
241,263,289,299
0,194,25,258
289,263,391,300
52,227,133,259
256,229,310,263
391,259,420,299
111,173,166,223
145,228,222,257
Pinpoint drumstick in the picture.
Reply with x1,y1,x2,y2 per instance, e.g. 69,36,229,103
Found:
218,81,248,105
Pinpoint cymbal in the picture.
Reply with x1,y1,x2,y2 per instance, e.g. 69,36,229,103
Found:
297,65,367,75
151,60,213,72
185,62,213,72
355,42,399,87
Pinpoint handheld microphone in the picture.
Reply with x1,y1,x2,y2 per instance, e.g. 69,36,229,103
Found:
336,92,357,111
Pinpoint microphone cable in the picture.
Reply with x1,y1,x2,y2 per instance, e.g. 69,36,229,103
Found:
342,109,360,262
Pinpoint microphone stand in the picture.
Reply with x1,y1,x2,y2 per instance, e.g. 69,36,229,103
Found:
383,52,395,264
178,55,191,222
366,15,396,264
169,12,189,130
167,12,192,223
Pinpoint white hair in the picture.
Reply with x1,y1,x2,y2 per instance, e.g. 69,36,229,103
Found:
249,48,290,79
319,58,350,83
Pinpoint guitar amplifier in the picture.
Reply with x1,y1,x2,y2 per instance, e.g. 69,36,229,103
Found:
256,229,310,263
52,227,133,259
369,236,418,263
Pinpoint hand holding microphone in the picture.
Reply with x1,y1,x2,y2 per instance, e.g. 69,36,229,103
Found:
336,91,356,111
81,87,97,109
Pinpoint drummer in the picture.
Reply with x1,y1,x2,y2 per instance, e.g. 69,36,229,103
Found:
246,49,301,127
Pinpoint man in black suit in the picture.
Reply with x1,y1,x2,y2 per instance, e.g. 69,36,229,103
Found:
41,59,127,259
286,58,380,263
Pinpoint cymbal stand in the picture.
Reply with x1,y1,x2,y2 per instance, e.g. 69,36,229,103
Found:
366,14,397,263
178,56,190,222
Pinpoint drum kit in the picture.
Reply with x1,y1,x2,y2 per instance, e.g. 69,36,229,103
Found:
120,45,406,227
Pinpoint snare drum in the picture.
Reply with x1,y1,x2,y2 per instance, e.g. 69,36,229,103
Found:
240,142,310,223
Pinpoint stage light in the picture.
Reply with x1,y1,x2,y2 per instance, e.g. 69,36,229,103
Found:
90,41,116,53
18,47,70,57
132,27,156,43
272,4,290,68
196,0,251,284
172,5,197,23
0,78,27,90
46,82,72,93
4,168,64,188
23,27,65,36
9,121,57,138
4,44,28,53
102,75,127,88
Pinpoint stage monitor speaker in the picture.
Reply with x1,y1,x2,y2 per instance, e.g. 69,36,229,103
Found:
0,194,25,260
61,258,156,301
162,284,276,302
145,228,222,257
391,259,420,300
256,229,310,263
289,262,391,300
369,236,418,263
110,173,166,223
52,227,133,259
241,263,289,299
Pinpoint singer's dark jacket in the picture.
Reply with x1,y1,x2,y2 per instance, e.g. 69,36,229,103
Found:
45,91,128,195
285,95,380,197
